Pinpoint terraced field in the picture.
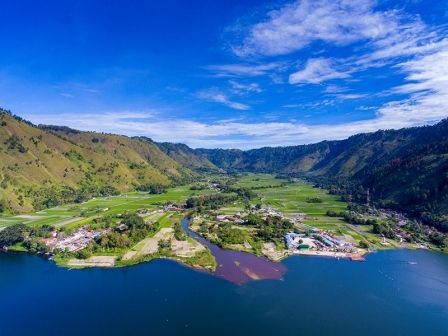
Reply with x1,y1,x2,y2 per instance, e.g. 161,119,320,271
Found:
0,185,208,230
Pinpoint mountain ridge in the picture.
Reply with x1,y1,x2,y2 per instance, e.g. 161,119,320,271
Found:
0,109,194,213
1,108,446,232
192,120,448,231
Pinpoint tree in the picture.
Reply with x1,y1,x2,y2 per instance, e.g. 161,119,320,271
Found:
358,241,369,249
121,213,145,229
430,232,446,247
148,184,166,194
0,224,28,247
174,222,187,241
246,214,262,226
158,239,171,251
0,199,6,213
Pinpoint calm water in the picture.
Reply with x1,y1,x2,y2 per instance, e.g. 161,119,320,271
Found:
1,249,447,336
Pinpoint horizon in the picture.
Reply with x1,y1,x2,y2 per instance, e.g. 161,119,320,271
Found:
1,0,448,149
2,108,446,151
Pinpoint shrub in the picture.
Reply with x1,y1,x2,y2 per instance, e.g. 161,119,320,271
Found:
306,197,323,203
0,224,28,247
358,241,369,249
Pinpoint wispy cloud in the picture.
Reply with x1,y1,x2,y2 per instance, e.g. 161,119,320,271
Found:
225,0,448,130
12,0,448,150
25,104,444,149
59,92,75,98
289,58,350,84
377,42,448,124
206,62,283,77
197,89,250,110
229,80,262,94
233,0,397,57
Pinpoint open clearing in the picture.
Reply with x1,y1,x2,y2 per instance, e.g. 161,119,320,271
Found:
123,227,174,260
171,238,205,257
68,256,116,267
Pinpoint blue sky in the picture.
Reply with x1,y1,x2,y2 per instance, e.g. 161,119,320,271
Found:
1,0,447,148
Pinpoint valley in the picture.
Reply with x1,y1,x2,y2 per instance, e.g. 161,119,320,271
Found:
1,172,443,279
1,109,447,275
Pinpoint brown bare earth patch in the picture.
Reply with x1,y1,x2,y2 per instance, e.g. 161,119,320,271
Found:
262,242,287,261
171,238,205,257
68,256,116,267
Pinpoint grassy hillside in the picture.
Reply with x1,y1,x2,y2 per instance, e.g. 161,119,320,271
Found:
2,107,446,232
196,121,448,232
157,142,219,173
0,110,194,213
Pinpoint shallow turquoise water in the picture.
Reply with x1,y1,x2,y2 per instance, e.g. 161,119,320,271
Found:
1,249,447,336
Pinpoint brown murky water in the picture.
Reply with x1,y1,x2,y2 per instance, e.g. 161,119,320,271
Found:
181,218,286,284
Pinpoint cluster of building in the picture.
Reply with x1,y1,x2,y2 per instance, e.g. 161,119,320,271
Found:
162,203,185,212
137,208,163,215
212,206,304,228
285,231,354,252
216,214,246,224
255,206,281,218
42,228,103,252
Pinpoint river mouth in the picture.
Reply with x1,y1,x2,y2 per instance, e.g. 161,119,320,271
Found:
181,218,286,284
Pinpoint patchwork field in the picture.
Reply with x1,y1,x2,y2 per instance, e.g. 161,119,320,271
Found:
219,173,384,247
1,173,389,258
0,185,208,230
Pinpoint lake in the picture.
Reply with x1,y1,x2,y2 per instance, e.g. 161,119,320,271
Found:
1,249,447,336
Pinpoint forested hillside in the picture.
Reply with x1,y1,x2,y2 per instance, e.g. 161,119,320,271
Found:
196,121,448,232
1,107,446,232
0,109,194,213
157,142,219,173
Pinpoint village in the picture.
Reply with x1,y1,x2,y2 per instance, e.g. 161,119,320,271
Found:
42,228,105,253
192,204,364,261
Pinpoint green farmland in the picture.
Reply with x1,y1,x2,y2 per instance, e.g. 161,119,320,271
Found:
0,185,207,231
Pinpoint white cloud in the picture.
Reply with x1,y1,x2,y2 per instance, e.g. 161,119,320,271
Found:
233,0,396,57
229,80,262,94
227,0,448,130
206,62,283,77
24,103,445,149
197,89,250,110
289,58,350,84
59,92,75,98
333,93,367,100
377,42,448,124
17,1,448,150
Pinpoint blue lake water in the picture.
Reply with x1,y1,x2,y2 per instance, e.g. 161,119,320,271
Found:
1,249,447,336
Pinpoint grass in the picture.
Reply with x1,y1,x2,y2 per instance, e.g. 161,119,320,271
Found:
235,173,287,189
2,173,402,267
215,173,386,248
256,180,347,216
177,249,217,271
0,184,210,230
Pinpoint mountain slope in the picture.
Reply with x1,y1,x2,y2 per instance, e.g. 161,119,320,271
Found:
157,142,219,173
0,110,194,212
196,121,448,231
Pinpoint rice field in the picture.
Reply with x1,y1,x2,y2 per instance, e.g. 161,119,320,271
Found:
0,185,207,230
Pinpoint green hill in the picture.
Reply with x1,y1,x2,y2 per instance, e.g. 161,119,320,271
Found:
2,107,446,232
0,109,194,213
157,142,219,173
196,121,448,232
